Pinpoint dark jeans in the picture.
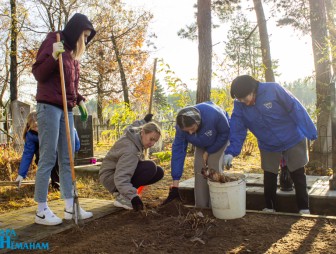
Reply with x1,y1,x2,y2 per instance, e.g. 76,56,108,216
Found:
131,160,164,189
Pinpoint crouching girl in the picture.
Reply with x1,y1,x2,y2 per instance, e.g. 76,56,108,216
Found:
99,122,163,211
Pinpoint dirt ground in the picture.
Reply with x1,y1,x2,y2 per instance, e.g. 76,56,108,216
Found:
26,200,336,254
5,150,336,253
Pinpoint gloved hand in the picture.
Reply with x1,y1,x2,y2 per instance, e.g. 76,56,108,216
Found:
131,196,144,211
78,100,88,122
162,186,180,205
52,41,65,60
15,175,24,188
144,113,153,123
223,154,233,170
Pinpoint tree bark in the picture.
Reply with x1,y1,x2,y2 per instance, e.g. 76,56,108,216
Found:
97,75,103,124
111,30,130,105
196,0,212,103
309,0,333,170
9,0,21,149
253,0,275,82
325,0,336,74
10,0,18,102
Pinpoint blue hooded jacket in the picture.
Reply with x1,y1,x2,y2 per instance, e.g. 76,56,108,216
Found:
18,131,39,178
225,82,317,156
18,129,81,178
171,101,230,180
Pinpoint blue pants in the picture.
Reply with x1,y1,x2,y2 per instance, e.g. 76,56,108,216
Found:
34,103,75,202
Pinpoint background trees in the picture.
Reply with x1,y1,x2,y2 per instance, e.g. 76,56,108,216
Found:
1,0,335,179
196,0,212,103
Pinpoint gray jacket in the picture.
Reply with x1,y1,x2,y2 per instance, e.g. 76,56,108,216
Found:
99,126,145,200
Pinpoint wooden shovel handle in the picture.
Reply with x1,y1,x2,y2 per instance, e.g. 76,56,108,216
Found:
56,33,76,181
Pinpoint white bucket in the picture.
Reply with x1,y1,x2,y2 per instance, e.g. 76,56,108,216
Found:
208,173,246,220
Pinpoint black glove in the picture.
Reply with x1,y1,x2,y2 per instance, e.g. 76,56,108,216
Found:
131,196,144,211
162,187,180,205
144,113,153,123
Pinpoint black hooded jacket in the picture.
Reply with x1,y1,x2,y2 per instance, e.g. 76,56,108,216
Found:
62,13,96,50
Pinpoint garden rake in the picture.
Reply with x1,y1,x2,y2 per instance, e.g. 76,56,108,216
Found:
56,33,81,225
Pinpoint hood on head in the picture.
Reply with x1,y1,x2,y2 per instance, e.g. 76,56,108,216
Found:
62,13,96,50
177,106,201,126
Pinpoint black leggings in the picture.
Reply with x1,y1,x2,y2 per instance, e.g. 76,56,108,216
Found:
290,167,309,210
131,160,164,189
264,167,309,211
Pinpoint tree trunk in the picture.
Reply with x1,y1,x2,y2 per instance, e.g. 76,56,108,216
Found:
196,0,212,103
325,0,336,74
111,30,129,105
309,0,333,170
97,75,104,124
0,37,10,108
253,0,275,82
9,0,21,149
10,0,18,102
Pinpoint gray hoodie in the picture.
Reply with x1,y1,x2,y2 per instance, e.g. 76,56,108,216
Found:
99,126,145,200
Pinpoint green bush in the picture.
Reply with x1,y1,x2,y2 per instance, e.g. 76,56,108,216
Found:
152,150,172,163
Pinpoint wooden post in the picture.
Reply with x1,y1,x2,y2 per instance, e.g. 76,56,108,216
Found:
148,58,157,114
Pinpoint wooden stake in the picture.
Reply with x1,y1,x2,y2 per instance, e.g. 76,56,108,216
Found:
148,58,157,114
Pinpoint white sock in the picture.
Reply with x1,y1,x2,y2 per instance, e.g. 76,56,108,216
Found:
65,198,74,210
37,202,48,213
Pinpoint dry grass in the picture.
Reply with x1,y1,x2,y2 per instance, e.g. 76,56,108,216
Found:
0,145,325,215
0,151,196,214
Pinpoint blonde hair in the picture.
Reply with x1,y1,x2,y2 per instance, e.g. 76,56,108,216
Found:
141,122,161,159
72,31,86,60
141,122,161,136
23,111,37,140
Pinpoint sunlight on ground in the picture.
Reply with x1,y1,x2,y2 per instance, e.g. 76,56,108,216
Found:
265,219,316,253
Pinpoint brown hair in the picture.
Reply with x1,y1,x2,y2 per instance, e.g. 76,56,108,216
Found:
23,111,37,140
176,115,196,129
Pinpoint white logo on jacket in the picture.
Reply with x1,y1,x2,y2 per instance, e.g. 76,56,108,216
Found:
264,102,272,109
205,130,213,137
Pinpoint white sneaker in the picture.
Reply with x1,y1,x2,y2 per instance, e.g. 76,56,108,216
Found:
35,208,62,226
64,206,93,220
299,209,310,215
262,208,275,213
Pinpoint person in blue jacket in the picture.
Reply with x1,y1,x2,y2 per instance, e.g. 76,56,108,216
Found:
15,112,81,190
163,101,230,208
222,75,317,214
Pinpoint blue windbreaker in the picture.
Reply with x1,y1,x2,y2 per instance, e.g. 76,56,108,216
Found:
225,82,317,156
171,101,230,180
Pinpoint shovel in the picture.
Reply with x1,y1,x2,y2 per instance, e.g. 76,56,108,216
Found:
56,33,81,225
